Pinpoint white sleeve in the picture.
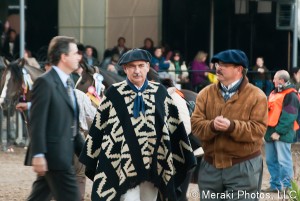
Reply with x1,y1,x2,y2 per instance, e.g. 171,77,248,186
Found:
168,89,191,135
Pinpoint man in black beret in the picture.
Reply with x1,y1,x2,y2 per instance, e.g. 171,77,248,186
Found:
80,48,196,201
191,49,268,201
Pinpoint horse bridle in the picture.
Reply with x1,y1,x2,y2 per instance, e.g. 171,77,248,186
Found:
17,67,33,134
20,68,33,102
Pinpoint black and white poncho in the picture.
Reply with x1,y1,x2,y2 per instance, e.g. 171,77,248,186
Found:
79,80,196,201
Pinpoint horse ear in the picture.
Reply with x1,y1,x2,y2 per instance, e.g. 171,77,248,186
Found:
19,58,26,67
3,57,9,67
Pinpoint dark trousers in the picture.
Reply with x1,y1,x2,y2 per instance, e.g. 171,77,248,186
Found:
178,169,193,201
74,154,86,200
27,166,80,201
198,155,263,201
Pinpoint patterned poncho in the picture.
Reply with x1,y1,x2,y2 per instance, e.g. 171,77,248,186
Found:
79,80,196,201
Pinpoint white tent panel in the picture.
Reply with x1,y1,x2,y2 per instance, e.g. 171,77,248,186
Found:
133,16,159,48
58,0,159,61
83,0,105,26
106,18,133,48
106,0,159,49
59,28,80,41
59,0,80,27
59,0,106,61
82,27,105,57
107,0,158,17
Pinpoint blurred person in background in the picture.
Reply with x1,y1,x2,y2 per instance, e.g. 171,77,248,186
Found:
290,67,300,92
106,53,122,74
151,47,173,81
289,67,300,167
110,37,129,57
252,56,273,96
140,37,155,56
2,28,20,61
169,51,189,88
0,20,10,49
83,45,99,66
191,51,210,92
161,41,173,61
24,49,40,68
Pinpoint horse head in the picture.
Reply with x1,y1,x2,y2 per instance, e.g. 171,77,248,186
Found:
76,62,124,94
75,62,101,93
0,58,44,109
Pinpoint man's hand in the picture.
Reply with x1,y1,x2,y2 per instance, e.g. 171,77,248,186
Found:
16,102,28,112
271,132,280,141
214,115,231,131
32,156,48,176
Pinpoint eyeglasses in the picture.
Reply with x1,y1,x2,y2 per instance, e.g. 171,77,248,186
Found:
214,63,238,68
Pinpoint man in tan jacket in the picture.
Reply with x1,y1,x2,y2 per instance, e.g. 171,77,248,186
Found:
191,49,268,201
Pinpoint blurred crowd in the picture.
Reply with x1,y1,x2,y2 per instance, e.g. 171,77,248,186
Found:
2,20,300,96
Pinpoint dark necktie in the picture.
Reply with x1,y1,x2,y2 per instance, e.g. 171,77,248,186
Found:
126,78,148,118
66,78,76,109
66,78,77,136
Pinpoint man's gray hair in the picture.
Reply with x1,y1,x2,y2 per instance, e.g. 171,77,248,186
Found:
277,70,290,82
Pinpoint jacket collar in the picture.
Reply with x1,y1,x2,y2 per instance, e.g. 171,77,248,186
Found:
50,68,75,111
217,76,249,93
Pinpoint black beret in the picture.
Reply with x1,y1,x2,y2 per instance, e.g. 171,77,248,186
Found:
211,49,249,69
118,48,152,65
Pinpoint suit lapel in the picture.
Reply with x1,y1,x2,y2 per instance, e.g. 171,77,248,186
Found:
50,69,74,111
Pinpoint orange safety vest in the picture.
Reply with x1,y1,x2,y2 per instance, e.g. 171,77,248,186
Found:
268,88,299,130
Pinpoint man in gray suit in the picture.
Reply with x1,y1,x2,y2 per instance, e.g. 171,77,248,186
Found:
27,36,84,201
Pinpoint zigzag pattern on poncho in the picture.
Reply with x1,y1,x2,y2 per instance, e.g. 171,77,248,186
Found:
79,80,196,201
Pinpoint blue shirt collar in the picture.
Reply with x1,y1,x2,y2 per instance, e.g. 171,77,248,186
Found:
52,66,70,87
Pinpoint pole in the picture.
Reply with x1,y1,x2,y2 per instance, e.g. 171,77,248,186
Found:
20,0,25,58
292,0,298,68
288,31,291,71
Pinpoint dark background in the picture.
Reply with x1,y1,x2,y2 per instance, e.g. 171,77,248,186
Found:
1,0,298,70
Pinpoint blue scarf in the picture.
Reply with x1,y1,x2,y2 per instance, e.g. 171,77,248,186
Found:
126,78,148,118
220,78,243,101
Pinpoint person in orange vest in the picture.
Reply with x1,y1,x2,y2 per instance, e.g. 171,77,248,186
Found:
262,70,300,193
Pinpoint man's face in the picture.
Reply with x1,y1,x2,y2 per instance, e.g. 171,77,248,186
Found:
9,31,16,42
256,58,263,67
85,47,93,57
124,60,150,87
118,38,125,47
154,48,162,58
173,54,180,61
145,40,152,48
295,69,300,81
273,73,283,88
63,43,81,73
215,62,242,86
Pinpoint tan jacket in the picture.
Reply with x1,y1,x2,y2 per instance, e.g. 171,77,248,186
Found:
191,77,268,168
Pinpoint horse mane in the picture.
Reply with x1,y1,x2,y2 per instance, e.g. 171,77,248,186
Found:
0,56,8,70
80,61,97,74
7,58,44,83
147,67,161,83
24,63,45,81
7,59,24,83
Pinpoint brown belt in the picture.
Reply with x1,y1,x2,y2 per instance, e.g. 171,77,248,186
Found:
204,150,261,166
